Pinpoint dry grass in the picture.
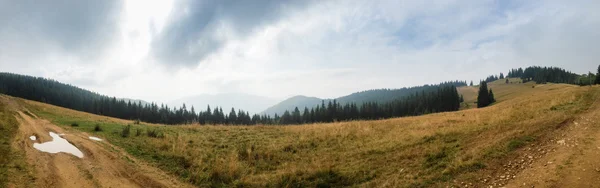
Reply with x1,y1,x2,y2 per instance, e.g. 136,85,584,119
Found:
20,83,600,187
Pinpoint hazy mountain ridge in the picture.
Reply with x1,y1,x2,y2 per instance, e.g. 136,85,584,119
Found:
261,95,324,116
261,81,468,116
169,93,278,114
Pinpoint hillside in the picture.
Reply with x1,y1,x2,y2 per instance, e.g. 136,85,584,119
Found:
260,95,323,116
2,82,600,187
262,81,467,116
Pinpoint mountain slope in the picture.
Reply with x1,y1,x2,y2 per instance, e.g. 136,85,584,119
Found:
0,95,192,188
261,95,323,115
262,81,467,116
6,83,599,187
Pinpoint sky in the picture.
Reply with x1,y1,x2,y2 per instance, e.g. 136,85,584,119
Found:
0,0,599,104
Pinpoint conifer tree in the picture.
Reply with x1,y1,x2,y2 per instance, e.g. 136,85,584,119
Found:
228,108,237,125
596,65,600,85
477,81,490,108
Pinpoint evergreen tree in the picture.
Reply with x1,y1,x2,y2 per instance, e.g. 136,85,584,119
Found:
292,107,301,124
488,89,496,103
302,107,310,123
469,81,473,86
477,81,490,108
596,65,600,85
499,73,504,79
228,108,237,125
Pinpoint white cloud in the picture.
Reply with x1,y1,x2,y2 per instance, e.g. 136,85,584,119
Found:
0,0,598,104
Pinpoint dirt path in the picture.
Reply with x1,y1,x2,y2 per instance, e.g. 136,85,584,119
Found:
500,89,600,187
12,110,192,188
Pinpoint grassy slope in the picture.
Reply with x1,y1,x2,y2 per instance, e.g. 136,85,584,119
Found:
0,98,33,188
21,82,599,187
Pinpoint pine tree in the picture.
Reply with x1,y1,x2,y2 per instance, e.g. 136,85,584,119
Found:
499,73,504,79
228,108,237,125
477,81,490,108
303,107,310,123
469,81,473,86
596,65,600,85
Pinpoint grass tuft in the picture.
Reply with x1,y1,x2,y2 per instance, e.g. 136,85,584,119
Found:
121,124,131,138
93,124,102,132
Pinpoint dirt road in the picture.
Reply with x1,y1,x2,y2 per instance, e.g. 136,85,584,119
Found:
495,89,600,188
11,109,192,188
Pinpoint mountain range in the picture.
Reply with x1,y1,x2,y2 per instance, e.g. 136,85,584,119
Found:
261,81,467,116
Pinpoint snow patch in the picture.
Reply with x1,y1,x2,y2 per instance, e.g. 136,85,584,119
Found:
33,132,83,158
89,136,103,141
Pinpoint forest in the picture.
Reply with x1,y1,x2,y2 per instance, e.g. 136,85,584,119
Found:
0,73,460,125
1,65,597,125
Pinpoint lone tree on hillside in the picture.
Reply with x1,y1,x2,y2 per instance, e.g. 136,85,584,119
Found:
596,65,600,85
477,81,495,108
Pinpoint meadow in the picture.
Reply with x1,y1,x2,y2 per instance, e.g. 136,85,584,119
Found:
22,80,599,187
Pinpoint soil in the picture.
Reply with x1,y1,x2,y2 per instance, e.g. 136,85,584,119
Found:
11,110,192,188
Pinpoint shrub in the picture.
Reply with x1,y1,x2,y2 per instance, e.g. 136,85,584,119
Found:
134,119,141,124
121,124,131,138
147,129,164,138
71,122,79,127
94,124,102,132
135,128,142,136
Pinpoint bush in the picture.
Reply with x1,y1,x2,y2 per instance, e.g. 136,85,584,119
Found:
121,124,131,138
147,129,164,138
135,128,142,136
71,122,79,127
94,124,102,132
134,119,141,124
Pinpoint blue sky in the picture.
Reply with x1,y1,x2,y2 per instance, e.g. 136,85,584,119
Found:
0,0,598,103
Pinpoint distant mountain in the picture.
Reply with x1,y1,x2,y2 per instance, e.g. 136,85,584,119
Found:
262,81,468,116
261,95,324,116
168,93,278,114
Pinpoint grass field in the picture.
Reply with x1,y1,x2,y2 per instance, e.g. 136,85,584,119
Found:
18,81,600,187
0,98,33,188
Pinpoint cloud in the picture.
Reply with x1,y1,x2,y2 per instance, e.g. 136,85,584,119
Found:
149,0,312,68
0,0,598,104
0,0,123,65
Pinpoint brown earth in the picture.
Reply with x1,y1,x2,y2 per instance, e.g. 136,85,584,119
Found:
500,88,600,188
9,105,192,188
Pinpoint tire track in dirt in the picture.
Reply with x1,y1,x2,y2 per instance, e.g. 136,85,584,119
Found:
14,110,193,188
501,89,600,187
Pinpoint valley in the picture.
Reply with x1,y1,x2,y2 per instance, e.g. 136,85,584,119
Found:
2,81,600,187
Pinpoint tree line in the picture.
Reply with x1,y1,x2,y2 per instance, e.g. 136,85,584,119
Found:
276,85,461,125
507,66,579,84
0,72,461,125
